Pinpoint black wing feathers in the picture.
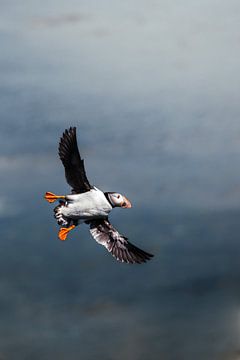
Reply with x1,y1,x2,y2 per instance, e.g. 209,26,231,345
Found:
89,219,154,264
58,127,92,193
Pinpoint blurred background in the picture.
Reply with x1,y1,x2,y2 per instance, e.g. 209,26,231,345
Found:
1,0,240,359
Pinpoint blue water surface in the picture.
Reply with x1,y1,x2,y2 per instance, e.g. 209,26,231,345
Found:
1,1,240,359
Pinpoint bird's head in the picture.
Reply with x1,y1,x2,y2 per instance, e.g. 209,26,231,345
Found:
106,192,132,208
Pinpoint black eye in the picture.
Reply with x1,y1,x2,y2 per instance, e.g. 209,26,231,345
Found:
117,195,120,199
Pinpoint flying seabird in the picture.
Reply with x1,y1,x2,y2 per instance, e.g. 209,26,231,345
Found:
44,127,153,264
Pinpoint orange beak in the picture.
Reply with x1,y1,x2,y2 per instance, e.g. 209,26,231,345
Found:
121,196,132,208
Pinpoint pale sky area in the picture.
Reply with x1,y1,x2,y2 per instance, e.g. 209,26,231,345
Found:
1,0,240,211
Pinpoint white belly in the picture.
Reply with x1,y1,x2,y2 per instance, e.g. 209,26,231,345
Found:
61,188,112,221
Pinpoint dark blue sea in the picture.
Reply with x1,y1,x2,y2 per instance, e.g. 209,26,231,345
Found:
1,1,240,359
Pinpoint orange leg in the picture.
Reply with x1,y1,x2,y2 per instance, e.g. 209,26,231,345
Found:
44,191,65,203
58,225,76,241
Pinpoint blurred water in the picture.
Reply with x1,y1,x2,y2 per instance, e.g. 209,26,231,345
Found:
1,1,240,359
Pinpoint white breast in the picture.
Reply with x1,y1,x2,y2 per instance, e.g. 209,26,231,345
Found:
61,187,112,220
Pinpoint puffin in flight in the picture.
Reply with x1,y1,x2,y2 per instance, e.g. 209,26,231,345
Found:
44,127,153,264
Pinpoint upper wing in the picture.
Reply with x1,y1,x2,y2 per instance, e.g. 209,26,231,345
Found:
89,219,154,264
58,127,92,193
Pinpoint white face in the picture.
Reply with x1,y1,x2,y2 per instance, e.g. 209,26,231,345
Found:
108,193,132,208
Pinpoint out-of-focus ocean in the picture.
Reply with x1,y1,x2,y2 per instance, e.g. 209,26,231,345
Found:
1,1,240,359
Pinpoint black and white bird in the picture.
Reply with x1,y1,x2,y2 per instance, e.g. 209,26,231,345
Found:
44,127,153,264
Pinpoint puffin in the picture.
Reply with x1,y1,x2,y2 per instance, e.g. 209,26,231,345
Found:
44,127,153,264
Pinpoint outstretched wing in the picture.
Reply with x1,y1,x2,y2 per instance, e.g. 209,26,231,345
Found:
89,219,154,264
58,127,92,193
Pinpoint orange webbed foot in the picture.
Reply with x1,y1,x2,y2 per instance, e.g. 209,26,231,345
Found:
44,192,65,203
58,225,76,241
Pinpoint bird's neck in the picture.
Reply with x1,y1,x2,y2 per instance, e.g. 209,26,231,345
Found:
104,192,114,207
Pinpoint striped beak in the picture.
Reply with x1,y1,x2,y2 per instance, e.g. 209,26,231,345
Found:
121,196,132,208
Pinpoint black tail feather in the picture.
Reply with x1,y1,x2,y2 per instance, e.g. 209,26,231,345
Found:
54,203,69,226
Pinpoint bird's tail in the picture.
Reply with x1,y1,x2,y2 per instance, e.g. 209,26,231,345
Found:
54,202,69,227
